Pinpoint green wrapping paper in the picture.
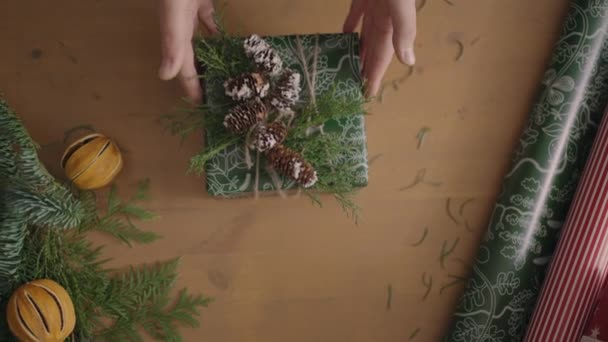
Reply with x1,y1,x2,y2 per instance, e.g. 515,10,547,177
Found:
202,33,368,197
444,1,608,340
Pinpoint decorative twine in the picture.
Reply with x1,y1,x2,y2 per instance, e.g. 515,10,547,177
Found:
296,35,324,138
244,123,260,169
254,149,261,199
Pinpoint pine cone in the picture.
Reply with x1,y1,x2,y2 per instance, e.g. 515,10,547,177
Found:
266,145,318,188
224,72,269,101
244,34,270,58
249,121,288,152
223,98,267,134
244,34,283,76
270,68,301,112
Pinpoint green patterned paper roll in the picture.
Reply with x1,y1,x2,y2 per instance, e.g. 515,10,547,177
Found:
444,1,608,340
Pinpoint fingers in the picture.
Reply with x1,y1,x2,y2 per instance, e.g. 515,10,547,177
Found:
179,46,203,103
361,10,394,97
158,0,191,80
388,0,417,65
198,1,219,34
343,0,367,32
360,11,372,73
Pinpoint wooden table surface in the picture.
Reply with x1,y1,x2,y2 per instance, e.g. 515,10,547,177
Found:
0,0,571,341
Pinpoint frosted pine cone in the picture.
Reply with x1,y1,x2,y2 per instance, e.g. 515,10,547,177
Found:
249,122,288,152
224,98,267,134
244,34,283,76
270,68,301,112
224,72,270,101
244,34,270,57
266,145,318,188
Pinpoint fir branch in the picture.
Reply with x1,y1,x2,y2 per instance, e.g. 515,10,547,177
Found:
7,184,85,229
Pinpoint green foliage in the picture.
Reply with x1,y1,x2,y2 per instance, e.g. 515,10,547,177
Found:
0,98,210,341
285,87,367,141
0,98,85,294
162,21,368,221
81,180,160,247
6,182,85,229
18,182,210,341
97,261,211,342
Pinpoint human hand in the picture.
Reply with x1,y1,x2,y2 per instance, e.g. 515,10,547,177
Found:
158,0,218,104
343,0,417,97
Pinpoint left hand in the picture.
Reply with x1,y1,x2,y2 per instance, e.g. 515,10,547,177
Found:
343,0,417,97
157,0,218,104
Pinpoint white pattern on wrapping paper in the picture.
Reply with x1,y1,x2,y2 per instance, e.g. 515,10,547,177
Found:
448,3,608,341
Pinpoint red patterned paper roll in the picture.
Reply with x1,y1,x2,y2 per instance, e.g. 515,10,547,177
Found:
525,110,608,342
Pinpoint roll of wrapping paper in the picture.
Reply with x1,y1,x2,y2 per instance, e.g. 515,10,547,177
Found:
524,106,608,341
444,1,608,341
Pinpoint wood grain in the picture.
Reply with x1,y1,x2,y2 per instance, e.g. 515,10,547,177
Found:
0,0,571,340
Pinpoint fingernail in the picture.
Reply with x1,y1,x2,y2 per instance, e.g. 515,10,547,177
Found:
158,59,174,80
399,48,416,66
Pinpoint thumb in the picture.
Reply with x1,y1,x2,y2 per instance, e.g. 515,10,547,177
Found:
389,0,417,65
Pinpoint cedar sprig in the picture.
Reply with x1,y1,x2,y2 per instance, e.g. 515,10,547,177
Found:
286,86,367,141
1,97,210,340
96,260,211,342
79,179,160,247
16,183,210,341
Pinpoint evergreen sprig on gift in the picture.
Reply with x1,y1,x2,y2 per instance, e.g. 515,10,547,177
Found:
0,98,210,341
163,17,368,221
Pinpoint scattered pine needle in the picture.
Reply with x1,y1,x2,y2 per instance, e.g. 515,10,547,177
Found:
445,198,460,224
439,274,469,295
416,0,427,12
439,238,460,269
386,284,393,311
454,39,465,62
458,197,475,216
410,227,429,247
416,127,431,150
400,169,442,191
421,272,433,301
444,0,454,5
377,66,414,103
447,273,468,281
369,153,384,166
409,328,421,340
439,278,466,295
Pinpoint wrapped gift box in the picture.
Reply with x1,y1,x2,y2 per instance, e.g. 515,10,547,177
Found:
200,33,368,197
